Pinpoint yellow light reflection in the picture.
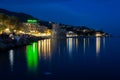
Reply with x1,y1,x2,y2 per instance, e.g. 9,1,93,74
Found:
76,38,78,48
9,49,14,71
83,38,86,54
88,38,90,47
43,40,47,58
5,28,10,33
38,41,41,57
48,39,51,57
96,37,101,55
38,39,51,60
103,37,106,48
67,38,73,56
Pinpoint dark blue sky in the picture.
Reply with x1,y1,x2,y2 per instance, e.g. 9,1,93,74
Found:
0,0,120,35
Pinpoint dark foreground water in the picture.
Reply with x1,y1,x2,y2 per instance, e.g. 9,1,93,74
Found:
0,37,120,80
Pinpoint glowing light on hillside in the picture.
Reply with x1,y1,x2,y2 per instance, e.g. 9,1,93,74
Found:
14,30,16,32
42,33,47,36
19,31,25,34
27,19,37,23
5,28,10,33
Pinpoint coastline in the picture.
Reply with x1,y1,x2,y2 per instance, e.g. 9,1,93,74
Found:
0,35,48,51
0,34,111,51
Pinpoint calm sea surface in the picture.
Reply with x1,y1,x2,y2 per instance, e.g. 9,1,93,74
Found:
0,37,120,80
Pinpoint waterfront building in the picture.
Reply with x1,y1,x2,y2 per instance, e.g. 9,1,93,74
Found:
66,31,78,37
23,19,39,33
95,32,102,37
23,19,52,37
51,23,66,38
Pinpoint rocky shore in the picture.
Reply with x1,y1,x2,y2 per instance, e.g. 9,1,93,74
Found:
0,33,46,51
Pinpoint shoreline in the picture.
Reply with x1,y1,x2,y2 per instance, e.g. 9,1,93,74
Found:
0,35,48,51
0,35,111,52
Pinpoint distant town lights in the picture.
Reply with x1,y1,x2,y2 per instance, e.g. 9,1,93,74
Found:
96,33,102,37
14,30,16,32
5,28,10,33
42,33,47,36
19,31,25,34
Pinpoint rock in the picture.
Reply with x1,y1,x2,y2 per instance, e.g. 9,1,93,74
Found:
0,42,7,50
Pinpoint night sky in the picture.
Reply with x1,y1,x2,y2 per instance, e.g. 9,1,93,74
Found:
0,0,120,35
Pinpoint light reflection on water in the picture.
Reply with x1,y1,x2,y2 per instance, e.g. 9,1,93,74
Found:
4,37,117,79
38,39,51,60
9,49,14,71
26,42,38,72
67,38,73,54
82,38,91,54
21,37,106,75
103,37,106,49
96,37,101,56
8,38,106,73
67,38,79,57
76,38,78,48
83,38,86,54
88,38,90,47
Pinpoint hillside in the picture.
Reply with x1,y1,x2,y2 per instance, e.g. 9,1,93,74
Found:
0,8,109,36
0,8,37,22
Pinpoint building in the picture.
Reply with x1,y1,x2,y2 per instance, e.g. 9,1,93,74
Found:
51,24,66,38
23,19,39,33
95,32,102,37
66,31,78,37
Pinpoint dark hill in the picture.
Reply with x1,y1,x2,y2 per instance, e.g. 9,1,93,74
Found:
0,8,52,28
0,8,36,22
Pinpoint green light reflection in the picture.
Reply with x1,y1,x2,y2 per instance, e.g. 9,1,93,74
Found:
26,42,38,72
